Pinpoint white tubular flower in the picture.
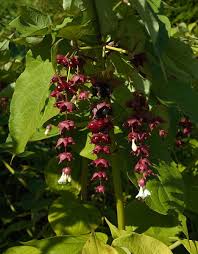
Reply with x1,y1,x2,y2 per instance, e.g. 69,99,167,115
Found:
135,186,151,200
131,139,138,152
44,124,52,135
58,167,72,184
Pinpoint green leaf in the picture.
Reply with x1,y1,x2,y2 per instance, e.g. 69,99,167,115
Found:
30,126,59,141
112,233,173,254
25,235,89,254
58,24,92,40
180,240,198,254
9,52,53,154
114,247,131,254
82,233,118,254
158,15,171,37
125,200,181,245
153,78,198,123
166,38,198,80
80,133,97,160
63,0,84,12
3,246,41,254
150,40,198,123
184,175,198,214
105,218,127,239
147,0,161,13
9,7,51,37
145,162,185,215
133,0,159,45
116,15,145,55
39,97,59,126
94,0,118,36
48,196,101,235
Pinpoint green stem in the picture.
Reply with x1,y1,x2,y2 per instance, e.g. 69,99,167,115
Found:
169,240,181,250
105,45,128,54
80,158,89,201
79,45,128,54
111,153,125,230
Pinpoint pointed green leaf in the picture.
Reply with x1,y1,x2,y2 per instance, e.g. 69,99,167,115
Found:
105,218,127,239
9,52,53,153
80,133,97,160
146,162,185,214
133,0,159,45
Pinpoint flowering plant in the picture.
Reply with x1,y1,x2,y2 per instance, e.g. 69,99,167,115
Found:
2,1,198,253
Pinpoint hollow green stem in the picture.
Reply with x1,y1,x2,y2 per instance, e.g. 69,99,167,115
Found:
111,153,125,230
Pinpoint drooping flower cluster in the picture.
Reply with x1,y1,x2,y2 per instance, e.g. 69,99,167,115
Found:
88,83,113,193
125,92,167,199
50,54,89,184
176,116,192,147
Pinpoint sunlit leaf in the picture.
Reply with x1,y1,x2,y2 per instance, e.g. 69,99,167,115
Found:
9,51,53,154
112,233,173,254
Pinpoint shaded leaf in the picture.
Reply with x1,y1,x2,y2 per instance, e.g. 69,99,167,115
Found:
125,200,181,245
146,162,185,215
94,0,118,36
58,24,92,40
25,235,89,254
133,0,159,45
9,7,51,37
48,196,101,235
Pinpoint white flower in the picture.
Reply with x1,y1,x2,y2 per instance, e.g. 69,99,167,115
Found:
131,139,138,152
135,186,151,200
44,125,52,135
58,167,72,184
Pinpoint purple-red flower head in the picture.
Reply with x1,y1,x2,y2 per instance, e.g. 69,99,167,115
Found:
56,137,75,148
91,171,108,181
92,158,110,168
88,118,112,133
58,120,75,133
55,101,73,113
58,152,73,163
91,133,111,144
